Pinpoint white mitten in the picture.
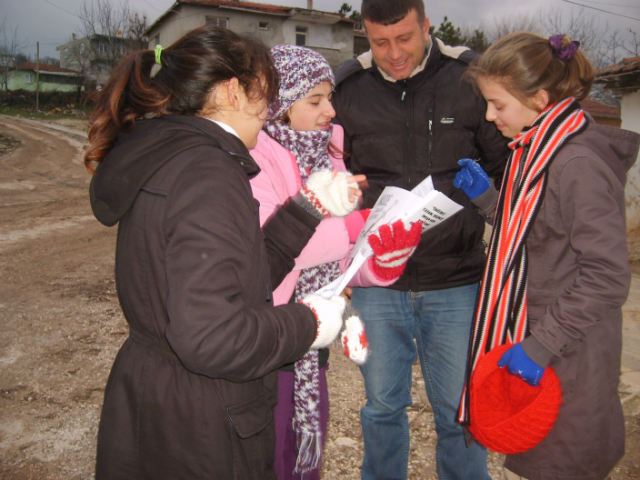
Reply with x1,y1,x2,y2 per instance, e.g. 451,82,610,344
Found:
300,294,346,349
341,306,369,365
298,170,359,218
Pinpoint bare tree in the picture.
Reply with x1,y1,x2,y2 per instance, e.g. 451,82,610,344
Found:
64,37,92,103
489,12,540,41
0,17,28,91
76,0,148,78
540,7,609,68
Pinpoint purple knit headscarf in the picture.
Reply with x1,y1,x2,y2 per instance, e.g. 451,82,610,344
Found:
266,45,339,475
268,44,335,120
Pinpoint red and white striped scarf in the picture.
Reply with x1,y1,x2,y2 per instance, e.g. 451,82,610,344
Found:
458,97,588,426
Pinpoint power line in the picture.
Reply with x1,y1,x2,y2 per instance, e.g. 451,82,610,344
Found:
43,0,80,19
580,0,640,9
561,0,640,21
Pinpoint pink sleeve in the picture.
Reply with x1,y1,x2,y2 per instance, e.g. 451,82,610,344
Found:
249,149,286,227
294,216,351,270
339,252,396,288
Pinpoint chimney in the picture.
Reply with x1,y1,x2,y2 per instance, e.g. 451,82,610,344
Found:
307,0,312,9
72,33,76,41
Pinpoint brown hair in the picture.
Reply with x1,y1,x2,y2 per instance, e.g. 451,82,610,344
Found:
465,32,593,110
361,0,425,26
84,24,278,173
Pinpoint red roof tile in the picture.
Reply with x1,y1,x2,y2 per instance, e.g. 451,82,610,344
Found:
14,62,80,74
177,0,347,17
580,98,620,119
596,56,640,78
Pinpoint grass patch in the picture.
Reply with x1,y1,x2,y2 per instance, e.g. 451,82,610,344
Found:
0,105,92,121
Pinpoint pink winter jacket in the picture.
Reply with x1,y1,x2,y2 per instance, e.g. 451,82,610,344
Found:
250,125,392,306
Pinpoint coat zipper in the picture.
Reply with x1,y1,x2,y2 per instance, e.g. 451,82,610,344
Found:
428,107,434,167
400,80,411,187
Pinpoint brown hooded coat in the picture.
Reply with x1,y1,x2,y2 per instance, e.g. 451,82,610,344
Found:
474,118,640,480
90,116,320,479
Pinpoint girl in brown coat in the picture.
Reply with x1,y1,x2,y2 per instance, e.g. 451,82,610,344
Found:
454,32,640,480
85,24,362,479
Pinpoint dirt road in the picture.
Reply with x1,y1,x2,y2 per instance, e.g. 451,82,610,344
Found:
0,114,637,479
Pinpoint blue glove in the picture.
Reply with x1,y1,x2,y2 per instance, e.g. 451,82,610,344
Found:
453,158,491,200
498,343,545,387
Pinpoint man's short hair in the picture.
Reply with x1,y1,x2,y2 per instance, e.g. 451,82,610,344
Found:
361,0,426,26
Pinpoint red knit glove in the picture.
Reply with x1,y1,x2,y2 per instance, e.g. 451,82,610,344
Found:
368,220,422,281
341,305,369,365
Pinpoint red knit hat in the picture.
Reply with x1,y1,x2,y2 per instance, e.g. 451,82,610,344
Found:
468,344,563,454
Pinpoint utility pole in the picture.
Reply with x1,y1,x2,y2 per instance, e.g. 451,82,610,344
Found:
36,42,40,111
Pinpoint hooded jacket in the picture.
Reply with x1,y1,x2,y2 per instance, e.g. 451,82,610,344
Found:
90,115,320,479
475,119,640,480
332,37,511,292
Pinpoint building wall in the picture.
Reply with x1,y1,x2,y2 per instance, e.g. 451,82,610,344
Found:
8,70,79,92
622,90,640,232
147,6,354,68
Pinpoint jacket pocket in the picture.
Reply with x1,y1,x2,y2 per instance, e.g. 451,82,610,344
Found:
227,393,275,479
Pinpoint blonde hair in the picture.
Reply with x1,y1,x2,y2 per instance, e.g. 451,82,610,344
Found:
466,32,593,109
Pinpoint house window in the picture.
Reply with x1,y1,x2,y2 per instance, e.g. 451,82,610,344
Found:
99,42,107,53
25,74,34,83
205,16,229,29
295,26,307,46
80,43,85,54
64,48,69,58
259,21,269,30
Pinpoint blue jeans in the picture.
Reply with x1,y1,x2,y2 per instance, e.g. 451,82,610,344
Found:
351,284,490,480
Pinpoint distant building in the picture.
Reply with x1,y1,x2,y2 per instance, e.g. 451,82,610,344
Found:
8,63,81,92
144,0,356,69
353,29,369,57
56,33,136,86
595,56,640,232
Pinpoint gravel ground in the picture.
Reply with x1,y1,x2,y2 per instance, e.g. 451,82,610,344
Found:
0,115,638,480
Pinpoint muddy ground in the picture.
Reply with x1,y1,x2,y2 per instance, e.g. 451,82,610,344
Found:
0,114,638,479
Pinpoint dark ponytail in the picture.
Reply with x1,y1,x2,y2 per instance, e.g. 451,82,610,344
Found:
85,24,278,173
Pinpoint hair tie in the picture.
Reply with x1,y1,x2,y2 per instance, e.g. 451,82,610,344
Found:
549,34,580,61
155,45,163,65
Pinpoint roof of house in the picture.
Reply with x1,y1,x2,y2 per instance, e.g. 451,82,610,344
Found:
146,0,353,35
579,98,620,119
14,62,80,74
596,56,640,79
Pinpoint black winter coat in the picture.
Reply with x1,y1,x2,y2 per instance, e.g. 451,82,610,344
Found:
90,116,319,479
333,37,511,292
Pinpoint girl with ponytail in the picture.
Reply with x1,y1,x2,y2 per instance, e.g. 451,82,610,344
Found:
453,32,640,480
88,24,363,479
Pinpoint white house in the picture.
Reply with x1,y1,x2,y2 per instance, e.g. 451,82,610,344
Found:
144,0,356,69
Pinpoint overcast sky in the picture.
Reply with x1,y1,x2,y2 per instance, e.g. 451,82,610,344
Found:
2,0,639,61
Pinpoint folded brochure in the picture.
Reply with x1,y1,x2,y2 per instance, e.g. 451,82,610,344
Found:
315,176,463,299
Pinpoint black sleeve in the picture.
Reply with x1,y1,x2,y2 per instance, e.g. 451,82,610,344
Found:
262,199,321,289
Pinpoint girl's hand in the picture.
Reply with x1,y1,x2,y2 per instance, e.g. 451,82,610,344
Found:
333,168,366,204
298,169,360,218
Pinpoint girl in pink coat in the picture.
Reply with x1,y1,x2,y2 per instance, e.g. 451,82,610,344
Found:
250,45,421,480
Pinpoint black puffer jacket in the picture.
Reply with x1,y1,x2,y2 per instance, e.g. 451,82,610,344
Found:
90,116,319,479
333,37,511,292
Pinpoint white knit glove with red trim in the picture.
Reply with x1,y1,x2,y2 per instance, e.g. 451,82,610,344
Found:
341,305,369,365
297,170,359,218
368,220,422,281
300,294,346,350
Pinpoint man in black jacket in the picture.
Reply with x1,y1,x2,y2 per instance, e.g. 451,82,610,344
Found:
332,1,510,478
